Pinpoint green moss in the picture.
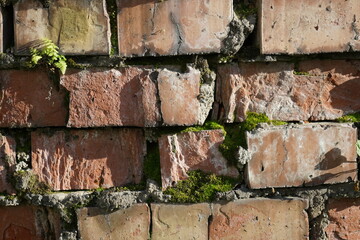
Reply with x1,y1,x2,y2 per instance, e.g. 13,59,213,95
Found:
116,182,146,191
181,121,225,134
234,1,257,19
356,140,360,157
164,170,236,203
106,0,119,55
12,170,51,195
143,142,162,185
66,58,86,69
336,112,360,123
219,112,287,165
293,71,310,76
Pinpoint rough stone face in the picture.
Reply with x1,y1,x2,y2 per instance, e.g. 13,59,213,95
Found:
216,61,360,122
158,66,212,126
14,0,110,55
77,204,150,240
60,68,160,127
31,128,145,190
117,0,233,56
151,203,211,240
325,198,360,240
159,129,239,189
246,123,358,189
259,0,360,54
210,198,309,240
0,70,67,127
0,135,16,194
0,206,60,239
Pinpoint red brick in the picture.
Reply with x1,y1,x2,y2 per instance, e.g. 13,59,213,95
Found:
0,205,60,239
60,68,160,127
117,0,233,56
0,135,16,194
326,198,360,240
246,123,357,189
159,129,239,189
14,0,110,55
77,204,150,240
0,70,67,127
216,61,360,122
31,128,145,190
210,198,309,240
151,203,211,240
158,66,211,126
259,0,360,54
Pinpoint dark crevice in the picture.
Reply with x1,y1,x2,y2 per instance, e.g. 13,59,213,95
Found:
2,5,14,52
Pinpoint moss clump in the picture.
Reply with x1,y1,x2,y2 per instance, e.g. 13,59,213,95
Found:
219,112,286,165
181,121,225,134
106,0,119,55
293,71,310,76
233,1,257,19
143,142,162,185
336,112,360,123
116,182,146,191
164,170,236,203
12,170,51,195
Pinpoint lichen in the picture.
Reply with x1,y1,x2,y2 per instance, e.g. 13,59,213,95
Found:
164,170,236,203
336,112,360,122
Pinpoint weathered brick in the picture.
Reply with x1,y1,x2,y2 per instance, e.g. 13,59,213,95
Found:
0,205,60,239
14,0,110,55
77,204,150,240
0,135,16,194
246,123,357,189
0,70,67,127
259,0,360,54
158,66,212,126
216,61,360,122
151,203,211,240
61,66,212,127
210,198,309,240
60,68,160,127
117,0,233,56
31,128,145,190
326,198,360,240
159,129,239,189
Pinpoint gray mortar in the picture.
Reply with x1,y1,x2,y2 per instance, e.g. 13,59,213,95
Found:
221,14,256,55
95,190,147,212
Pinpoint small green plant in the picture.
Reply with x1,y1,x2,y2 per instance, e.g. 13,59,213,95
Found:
28,38,67,74
164,170,236,203
356,140,360,157
336,112,360,123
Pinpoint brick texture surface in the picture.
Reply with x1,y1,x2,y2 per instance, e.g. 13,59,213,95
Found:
159,130,239,189
61,68,160,127
117,0,233,56
246,123,358,189
325,198,360,240
14,0,110,55
259,0,360,54
77,204,150,240
210,198,309,240
0,135,16,194
151,203,211,240
0,206,60,239
31,128,145,190
0,70,67,127
216,61,360,122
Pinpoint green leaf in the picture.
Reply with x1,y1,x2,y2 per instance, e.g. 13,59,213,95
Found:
31,55,42,65
357,140,360,157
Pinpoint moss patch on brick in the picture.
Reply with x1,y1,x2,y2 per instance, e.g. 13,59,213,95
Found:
336,112,360,123
144,142,162,185
180,121,225,134
164,170,236,203
219,112,286,166
106,0,118,55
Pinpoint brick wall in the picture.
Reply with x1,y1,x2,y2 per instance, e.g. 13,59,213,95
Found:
0,0,359,239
